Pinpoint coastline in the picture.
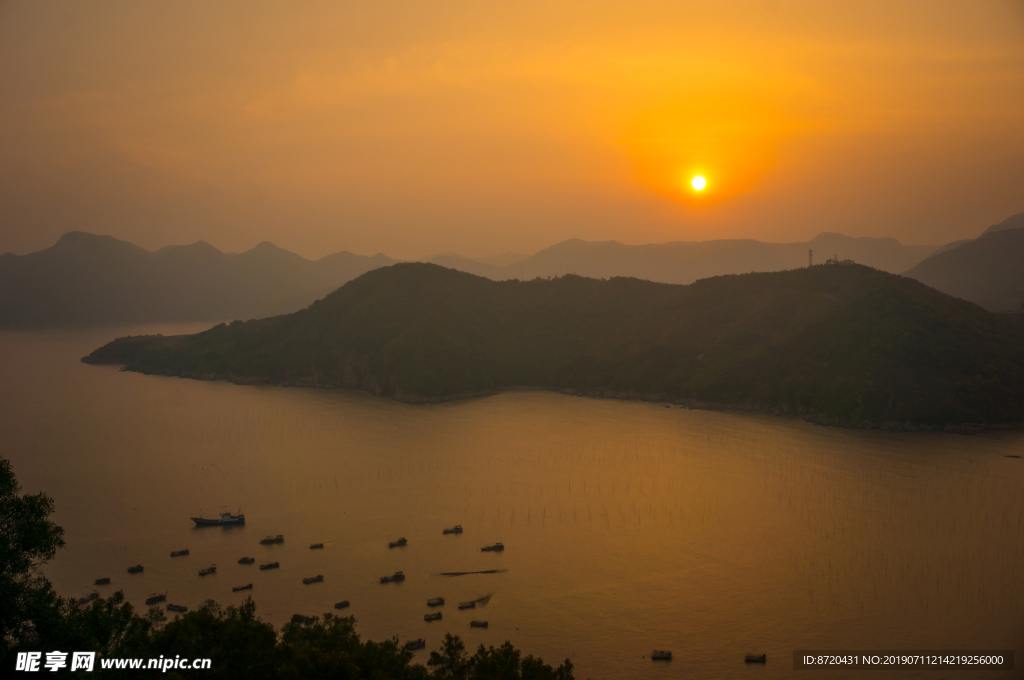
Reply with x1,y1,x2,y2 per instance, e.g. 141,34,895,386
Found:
83,357,1019,435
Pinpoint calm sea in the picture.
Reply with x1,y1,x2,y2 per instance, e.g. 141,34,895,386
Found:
2,325,1023,679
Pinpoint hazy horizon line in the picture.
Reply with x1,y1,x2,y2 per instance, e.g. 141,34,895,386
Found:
2,226,970,264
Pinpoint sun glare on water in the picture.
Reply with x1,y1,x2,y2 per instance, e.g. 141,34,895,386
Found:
691,175,707,191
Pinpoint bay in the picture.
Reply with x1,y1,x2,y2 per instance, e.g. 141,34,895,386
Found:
2,325,1022,678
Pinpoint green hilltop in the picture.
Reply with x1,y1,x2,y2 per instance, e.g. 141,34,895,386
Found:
84,263,1024,430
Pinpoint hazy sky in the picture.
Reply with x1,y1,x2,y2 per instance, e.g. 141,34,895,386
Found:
1,0,1022,259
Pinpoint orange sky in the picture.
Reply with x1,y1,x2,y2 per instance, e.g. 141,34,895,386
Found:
1,0,1022,259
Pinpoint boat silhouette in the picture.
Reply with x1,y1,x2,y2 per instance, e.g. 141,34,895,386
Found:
192,510,244,526
380,571,405,584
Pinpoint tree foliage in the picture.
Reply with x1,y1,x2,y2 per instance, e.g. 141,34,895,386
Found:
0,458,65,656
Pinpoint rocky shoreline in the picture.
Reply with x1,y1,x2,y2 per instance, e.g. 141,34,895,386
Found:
86,358,1020,435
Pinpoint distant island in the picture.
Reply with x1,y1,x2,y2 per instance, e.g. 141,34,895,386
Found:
0,231,398,327
83,262,1024,432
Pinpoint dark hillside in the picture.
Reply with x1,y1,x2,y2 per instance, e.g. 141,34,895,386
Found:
85,263,1024,429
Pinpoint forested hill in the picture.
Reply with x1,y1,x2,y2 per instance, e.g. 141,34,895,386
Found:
84,263,1024,430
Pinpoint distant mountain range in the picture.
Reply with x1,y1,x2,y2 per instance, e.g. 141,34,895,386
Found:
901,213,1024,312
84,262,1024,428
0,229,942,327
459,232,937,283
0,232,398,327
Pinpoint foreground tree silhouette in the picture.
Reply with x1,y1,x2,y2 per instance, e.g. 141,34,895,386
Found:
429,633,573,680
0,458,65,659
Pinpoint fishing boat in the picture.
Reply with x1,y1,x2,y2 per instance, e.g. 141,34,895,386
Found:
404,639,426,651
166,604,187,613
170,549,189,557
379,571,405,584
442,525,463,534
127,565,144,574
388,537,408,548
198,565,217,576
232,583,253,592
469,620,488,628
334,601,350,609
78,592,99,605
238,557,255,565
480,542,504,552
260,535,284,545
309,543,324,550
94,578,110,586
191,510,245,526
302,575,324,585
651,651,672,661
745,654,767,664
427,597,444,607
145,593,167,605
424,612,442,622
457,601,476,610
259,562,279,570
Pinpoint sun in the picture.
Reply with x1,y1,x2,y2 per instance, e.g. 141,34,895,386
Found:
691,175,706,191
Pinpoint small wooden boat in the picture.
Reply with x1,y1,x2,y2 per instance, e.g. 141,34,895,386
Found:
424,612,442,622
260,535,284,545
192,510,244,526
238,557,255,565
469,620,488,628
745,654,767,664
259,562,279,570
404,639,426,651
334,600,350,609
379,571,405,584
198,566,217,576
302,575,324,584
78,591,99,605
442,525,463,534
309,543,324,550
427,597,445,607
388,537,408,548
166,604,187,613
457,601,476,610
170,549,189,557
651,651,672,661
127,565,143,574
94,578,111,585
480,543,504,552
145,593,167,605
232,583,253,592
